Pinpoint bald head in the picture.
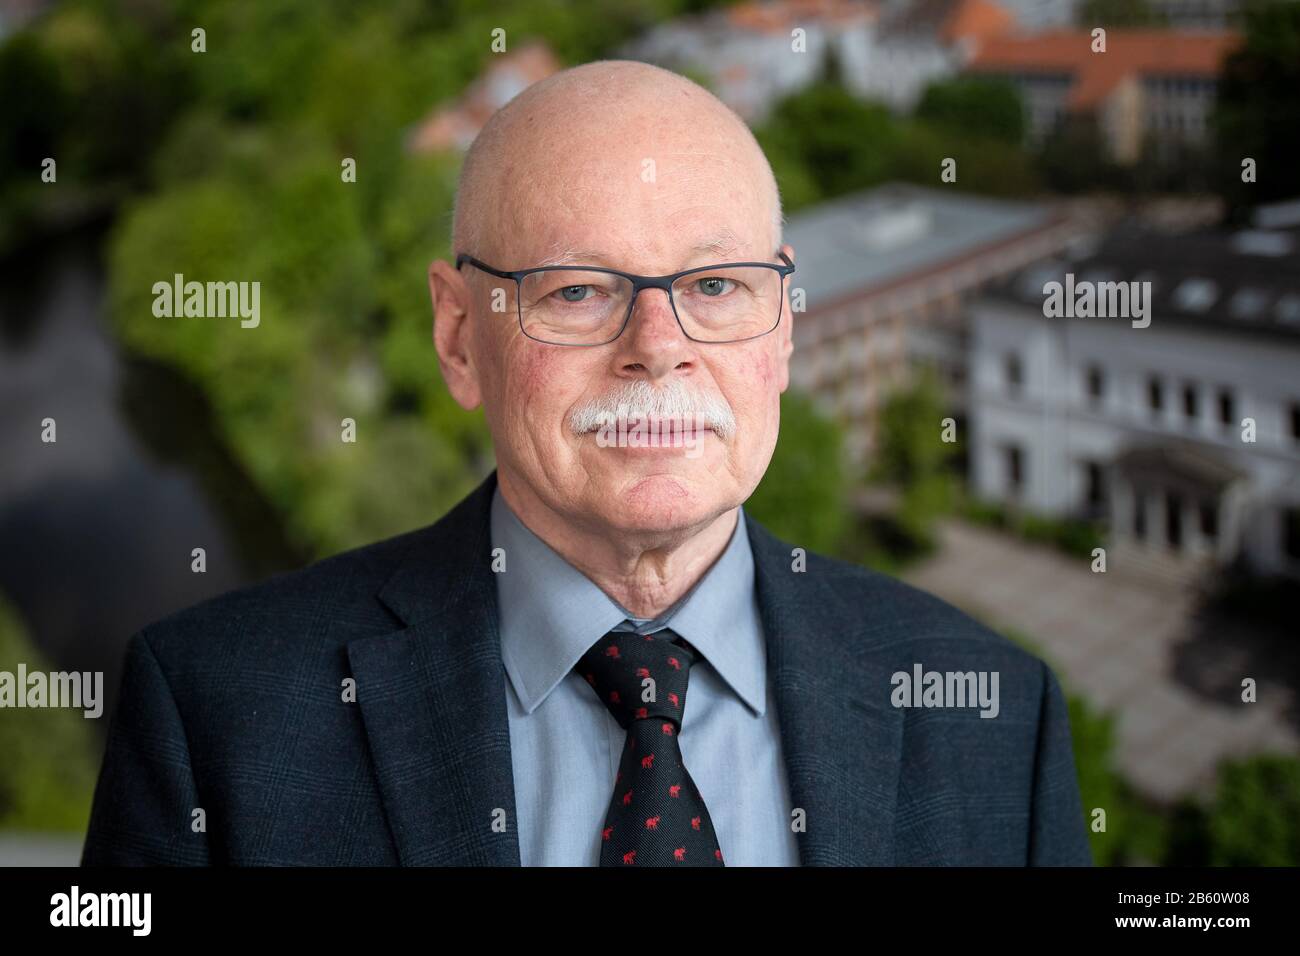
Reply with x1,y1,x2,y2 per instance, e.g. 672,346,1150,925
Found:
450,60,783,264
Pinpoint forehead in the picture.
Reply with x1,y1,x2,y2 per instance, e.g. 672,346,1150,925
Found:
530,228,753,270
489,145,772,272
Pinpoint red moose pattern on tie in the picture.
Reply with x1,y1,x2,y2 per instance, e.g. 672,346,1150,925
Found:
576,629,725,866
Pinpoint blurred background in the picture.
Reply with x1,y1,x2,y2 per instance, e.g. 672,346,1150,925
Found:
1,0,1297,866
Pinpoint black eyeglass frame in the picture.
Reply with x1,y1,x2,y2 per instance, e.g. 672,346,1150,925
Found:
454,249,796,346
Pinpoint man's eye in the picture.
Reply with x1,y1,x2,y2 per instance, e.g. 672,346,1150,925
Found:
695,277,735,296
557,285,592,302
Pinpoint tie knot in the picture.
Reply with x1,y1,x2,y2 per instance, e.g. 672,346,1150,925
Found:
576,630,697,730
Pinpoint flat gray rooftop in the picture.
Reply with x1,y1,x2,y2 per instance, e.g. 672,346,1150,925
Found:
783,182,1057,310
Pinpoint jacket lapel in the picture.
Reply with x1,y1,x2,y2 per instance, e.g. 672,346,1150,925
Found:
747,518,903,866
347,472,521,865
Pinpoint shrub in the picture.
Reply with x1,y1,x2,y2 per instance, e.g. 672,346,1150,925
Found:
0,594,98,833
1205,755,1300,866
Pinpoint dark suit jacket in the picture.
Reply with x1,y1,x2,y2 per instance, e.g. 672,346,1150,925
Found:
81,470,1092,866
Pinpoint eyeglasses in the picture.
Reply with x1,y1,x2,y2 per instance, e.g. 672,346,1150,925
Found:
455,249,795,346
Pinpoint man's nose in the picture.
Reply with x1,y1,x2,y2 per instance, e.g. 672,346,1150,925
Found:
615,287,695,377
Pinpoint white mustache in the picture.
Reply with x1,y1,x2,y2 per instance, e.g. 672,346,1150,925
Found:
568,379,736,441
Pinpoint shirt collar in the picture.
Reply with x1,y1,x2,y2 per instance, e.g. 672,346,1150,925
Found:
490,486,766,717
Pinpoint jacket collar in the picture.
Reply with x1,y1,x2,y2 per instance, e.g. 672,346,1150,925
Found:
348,470,900,865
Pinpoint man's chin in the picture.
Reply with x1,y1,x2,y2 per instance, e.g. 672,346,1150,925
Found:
586,465,726,535
567,429,731,524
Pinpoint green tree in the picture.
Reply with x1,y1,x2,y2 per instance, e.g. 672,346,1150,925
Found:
1066,695,1170,865
1078,0,1168,26
1037,116,1129,194
109,132,494,557
78,0,712,558
756,83,902,203
0,594,98,832
914,77,1026,145
745,390,850,556
0,33,68,188
892,120,1039,197
1205,754,1300,866
818,38,847,87
1213,0,1300,218
870,368,960,551
871,368,957,487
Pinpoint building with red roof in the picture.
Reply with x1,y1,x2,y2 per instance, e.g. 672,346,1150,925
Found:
968,29,1241,163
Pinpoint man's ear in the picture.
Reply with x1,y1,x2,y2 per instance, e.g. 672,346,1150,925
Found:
776,243,795,393
429,259,483,411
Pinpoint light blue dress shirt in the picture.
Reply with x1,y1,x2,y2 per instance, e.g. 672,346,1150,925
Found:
491,486,801,866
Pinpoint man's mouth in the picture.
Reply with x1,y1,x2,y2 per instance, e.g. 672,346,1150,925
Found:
582,411,716,451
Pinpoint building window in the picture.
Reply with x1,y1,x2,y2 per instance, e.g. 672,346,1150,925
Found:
1183,383,1199,421
1218,388,1235,428
1166,492,1183,551
1148,376,1164,416
1005,353,1022,396
1005,445,1023,492
1199,500,1217,541
1285,508,1300,562
1134,493,1147,540
1291,402,1300,443
1084,461,1105,510
1086,364,1104,406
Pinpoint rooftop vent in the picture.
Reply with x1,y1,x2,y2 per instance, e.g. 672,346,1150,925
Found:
1064,233,1100,262
1276,294,1300,325
855,201,933,251
1229,287,1269,320
1231,230,1294,257
1018,260,1063,299
1174,278,1217,312
1254,198,1300,231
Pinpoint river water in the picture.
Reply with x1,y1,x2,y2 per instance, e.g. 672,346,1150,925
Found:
0,221,301,731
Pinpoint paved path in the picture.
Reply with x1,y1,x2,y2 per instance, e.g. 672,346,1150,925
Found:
0,833,84,866
903,520,1299,803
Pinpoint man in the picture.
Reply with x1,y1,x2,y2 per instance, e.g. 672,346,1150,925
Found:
82,61,1091,866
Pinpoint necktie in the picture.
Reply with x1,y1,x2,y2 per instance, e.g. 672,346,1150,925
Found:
575,629,725,866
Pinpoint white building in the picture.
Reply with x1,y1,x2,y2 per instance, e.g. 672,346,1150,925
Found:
620,0,1018,120
785,182,1077,461
969,218,1300,578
